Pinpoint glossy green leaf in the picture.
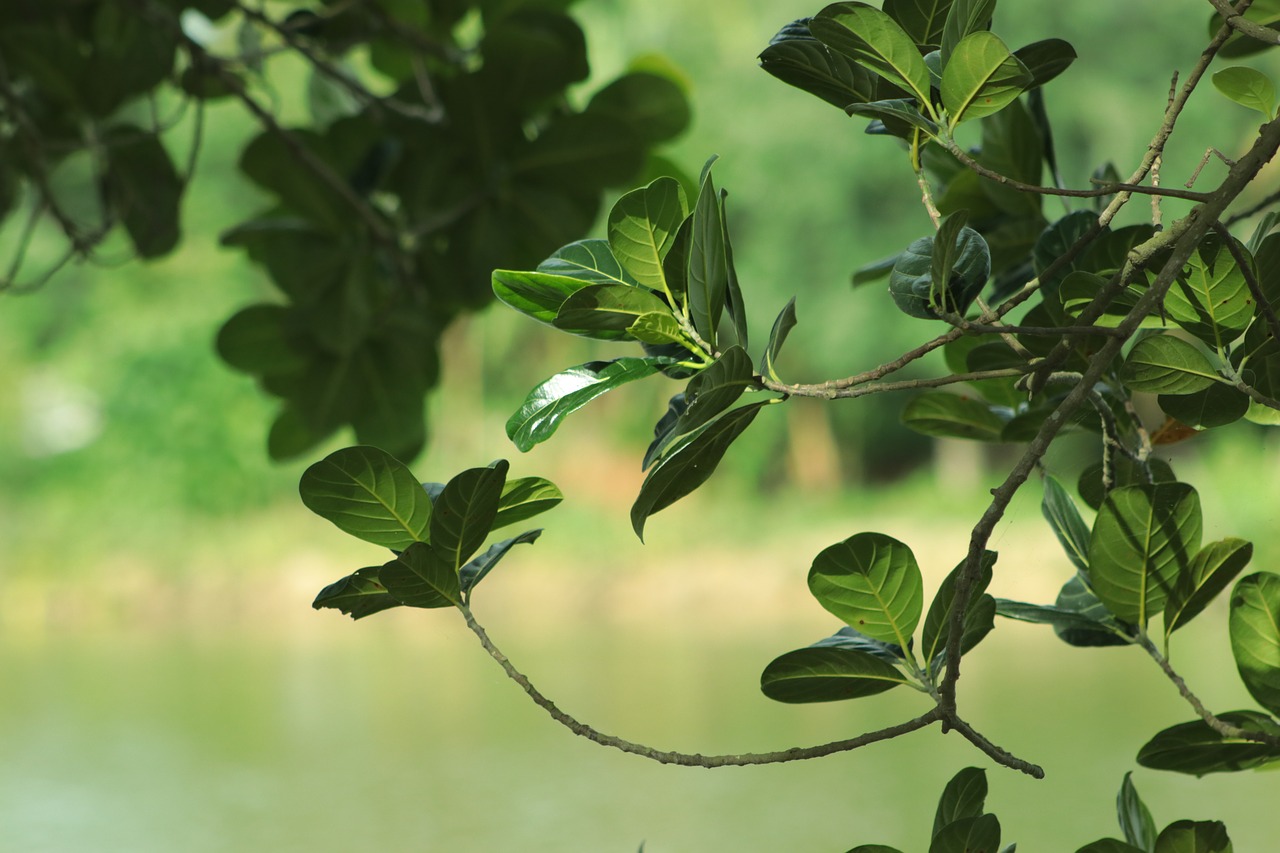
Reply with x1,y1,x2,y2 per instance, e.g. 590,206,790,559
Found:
929,813,1001,853
312,566,401,620
1137,711,1280,775
811,3,932,105
1153,821,1232,853
921,551,996,671
720,190,749,349
660,346,755,447
459,529,542,595
901,392,1008,441
1077,841,1147,853
537,239,640,287
554,284,673,339
631,400,773,539
808,532,924,647
884,0,953,45
493,478,563,531
941,0,996,64
759,19,877,109
430,462,507,573
1053,574,1132,646
847,99,940,134
941,32,1032,127
607,177,687,296
1014,38,1078,89
507,358,666,452
760,646,911,703
1043,475,1091,572
380,542,461,608
687,170,728,349
1089,483,1202,624
810,626,909,663
1229,572,1280,715
628,311,688,346
1158,384,1250,430
643,394,688,470
1117,773,1157,853
890,226,991,318
1213,66,1276,117
300,446,432,549
1165,538,1253,636
492,270,593,326
1119,336,1221,395
1166,235,1254,348
761,297,798,381
933,767,988,839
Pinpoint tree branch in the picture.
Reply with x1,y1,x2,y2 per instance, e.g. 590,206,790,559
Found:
1207,0,1280,46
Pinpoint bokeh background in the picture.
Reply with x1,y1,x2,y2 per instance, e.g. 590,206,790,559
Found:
3,0,1280,849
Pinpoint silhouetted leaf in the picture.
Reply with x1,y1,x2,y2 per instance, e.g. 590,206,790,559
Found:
459,529,543,595
1137,711,1280,775
312,566,401,620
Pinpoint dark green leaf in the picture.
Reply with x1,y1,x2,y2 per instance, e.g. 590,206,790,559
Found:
630,400,773,539
1043,475,1091,572
312,566,401,620
239,130,351,234
760,646,911,703
921,551,997,671
1166,235,1254,348
1054,574,1133,646
687,169,728,349
1013,39,1078,89
848,847,906,853
459,529,543,595
847,99,940,134
1078,456,1177,511
808,532,924,647
933,767,988,840
760,19,878,110
300,446,432,549
761,298,799,381
644,394,688,470
977,97,1043,216
493,478,563,531
995,582,1130,646
492,270,593,326
811,3,932,105
1117,773,1157,853
930,813,1001,853
1214,0,1280,58
1229,572,1280,715
854,253,902,286
1076,841,1147,853
101,126,183,258
554,284,673,339
1120,336,1221,395
507,357,667,452
810,626,908,663
941,0,996,64
537,239,640,286
1153,821,1232,853
1089,483,1202,624
586,72,691,144
607,177,688,296
431,462,508,571
1165,539,1253,636
720,189,749,349
216,305,307,376
901,392,1008,440
1158,384,1250,429
647,347,755,463
941,31,1033,127
889,226,991,318
1138,711,1280,775
380,542,461,608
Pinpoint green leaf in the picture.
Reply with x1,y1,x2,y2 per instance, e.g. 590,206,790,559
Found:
853,252,902,286
507,357,667,452
1078,456,1177,512
1043,475,1091,572
846,99,940,134
554,284,673,339
932,211,973,304
628,311,689,346
884,0,953,45
808,532,924,648
687,169,729,349
759,19,877,110
760,646,911,703
1214,0,1280,58
1165,538,1253,636
607,177,688,296
101,125,184,258
492,270,593,326
941,0,996,65
930,814,1001,853
996,578,1131,647
643,393,688,470
1013,38,1078,89
1213,66,1277,118
933,767,988,839
1089,483,1202,625
720,190,749,349
848,847,906,853
430,462,508,571
1117,773,1157,853
1229,572,1280,715
493,478,563,531
657,346,755,449
921,551,997,672
941,32,1033,127
586,72,691,145
889,226,991,318
630,400,772,539
537,239,640,287
216,305,307,376
901,392,1008,441
312,566,402,620
1158,384,1250,430
977,96,1044,216
300,446,432,549
1137,711,1280,775
761,297,799,381
459,529,543,595
811,3,932,105
1076,841,1147,853
1119,336,1221,395
1166,235,1254,348
1154,821,1232,853
810,626,909,662
380,542,462,608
